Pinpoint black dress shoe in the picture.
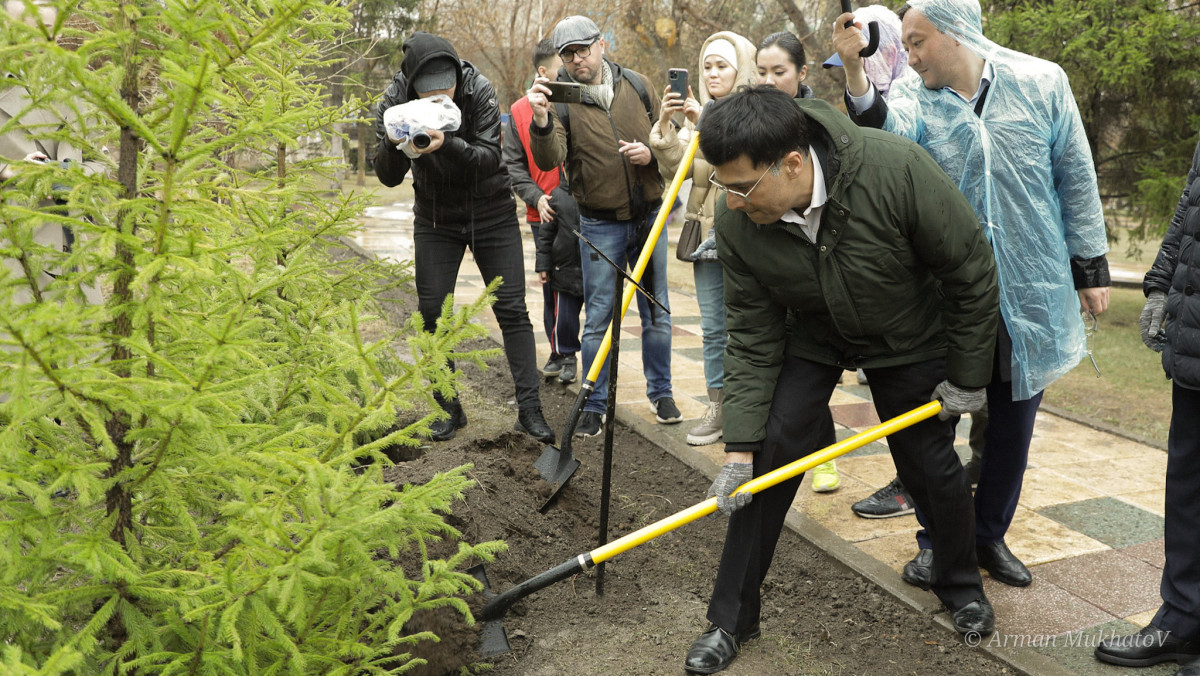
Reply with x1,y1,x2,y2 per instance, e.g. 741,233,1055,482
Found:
976,541,1032,587
515,407,555,444
684,623,760,674
429,396,467,442
1095,625,1200,667
1178,656,1200,676
902,549,933,590
951,599,995,636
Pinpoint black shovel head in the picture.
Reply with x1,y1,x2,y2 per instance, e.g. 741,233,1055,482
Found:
533,442,580,512
468,564,511,657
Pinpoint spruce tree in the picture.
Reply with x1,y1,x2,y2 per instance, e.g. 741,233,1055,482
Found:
0,0,502,672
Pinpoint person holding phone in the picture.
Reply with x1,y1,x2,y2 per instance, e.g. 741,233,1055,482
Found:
649,31,758,447
526,15,680,438
373,32,555,445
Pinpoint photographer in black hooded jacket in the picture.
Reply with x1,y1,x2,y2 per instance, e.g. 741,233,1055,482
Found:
373,32,553,444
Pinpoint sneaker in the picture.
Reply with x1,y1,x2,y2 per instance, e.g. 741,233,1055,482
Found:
540,354,565,378
515,407,555,444
557,354,577,384
851,477,915,518
810,460,841,493
575,411,604,438
686,388,723,446
651,397,682,424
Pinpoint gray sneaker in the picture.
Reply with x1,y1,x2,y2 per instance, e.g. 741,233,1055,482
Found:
686,388,723,445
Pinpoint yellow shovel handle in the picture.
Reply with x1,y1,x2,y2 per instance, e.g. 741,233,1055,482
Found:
584,130,702,384
591,400,943,564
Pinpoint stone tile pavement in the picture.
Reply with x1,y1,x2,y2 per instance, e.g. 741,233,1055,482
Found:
354,200,1173,676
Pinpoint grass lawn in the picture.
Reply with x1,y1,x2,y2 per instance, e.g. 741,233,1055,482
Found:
1041,284,1172,445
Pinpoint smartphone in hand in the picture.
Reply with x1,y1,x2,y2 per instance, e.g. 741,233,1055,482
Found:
667,68,688,99
545,81,583,104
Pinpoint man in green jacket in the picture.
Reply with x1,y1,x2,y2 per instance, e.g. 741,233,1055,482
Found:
683,86,999,674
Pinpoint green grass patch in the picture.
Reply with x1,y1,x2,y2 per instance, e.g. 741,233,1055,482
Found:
1042,285,1172,443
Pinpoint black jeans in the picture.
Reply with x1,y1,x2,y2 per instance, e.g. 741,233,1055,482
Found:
413,216,541,411
1154,382,1200,640
707,355,984,635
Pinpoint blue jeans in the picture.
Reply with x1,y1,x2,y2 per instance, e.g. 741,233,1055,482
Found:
693,260,726,390
578,212,672,413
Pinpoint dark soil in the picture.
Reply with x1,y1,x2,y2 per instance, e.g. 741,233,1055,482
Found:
381,343,1012,676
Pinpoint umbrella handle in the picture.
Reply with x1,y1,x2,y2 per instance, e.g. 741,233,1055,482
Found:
840,0,881,58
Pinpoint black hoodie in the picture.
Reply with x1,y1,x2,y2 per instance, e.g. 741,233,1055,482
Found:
372,32,514,230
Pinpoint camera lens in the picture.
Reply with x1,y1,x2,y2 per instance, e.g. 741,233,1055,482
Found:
412,132,431,149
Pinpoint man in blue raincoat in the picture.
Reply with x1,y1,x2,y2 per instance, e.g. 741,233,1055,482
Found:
831,0,1111,590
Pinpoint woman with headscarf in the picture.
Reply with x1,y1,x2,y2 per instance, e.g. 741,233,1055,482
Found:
650,32,757,447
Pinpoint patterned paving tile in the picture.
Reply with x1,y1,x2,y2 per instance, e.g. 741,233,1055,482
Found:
1004,507,1110,567
828,387,869,406
833,427,891,457
1038,497,1164,549
1018,467,1108,510
1048,460,1164,496
1116,489,1167,517
830,401,881,428
675,347,705,362
799,482,919,543
1124,609,1160,629
1120,539,1166,570
853,531,923,574
1034,549,1164,617
986,577,1114,638
837,454,906,489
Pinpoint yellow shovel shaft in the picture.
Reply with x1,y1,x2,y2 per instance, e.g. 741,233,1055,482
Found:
590,400,943,564
584,131,703,384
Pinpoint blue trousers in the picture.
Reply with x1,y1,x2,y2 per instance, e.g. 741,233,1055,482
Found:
693,260,726,391
577,212,673,413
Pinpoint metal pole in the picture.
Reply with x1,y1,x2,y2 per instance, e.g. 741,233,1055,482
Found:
596,258,622,596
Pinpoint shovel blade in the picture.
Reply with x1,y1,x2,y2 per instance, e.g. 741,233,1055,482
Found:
467,564,511,657
533,443,581,512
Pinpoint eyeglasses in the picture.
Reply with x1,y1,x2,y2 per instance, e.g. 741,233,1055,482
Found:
1083,311,1101,377
560,42,595,62
709,161,781,203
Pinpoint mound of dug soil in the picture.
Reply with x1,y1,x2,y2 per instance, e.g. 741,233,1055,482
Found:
383,347,1011,676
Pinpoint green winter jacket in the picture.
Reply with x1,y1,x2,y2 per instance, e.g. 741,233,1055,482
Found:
717,98,999,451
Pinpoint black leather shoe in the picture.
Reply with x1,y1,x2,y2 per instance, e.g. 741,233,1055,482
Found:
1095,625,1200,667
951,599,995,636
515,407,555,444
1178,656,1200,675
902,549,933,590
976,541,1032,587
429,396,467,442
684,623,761,674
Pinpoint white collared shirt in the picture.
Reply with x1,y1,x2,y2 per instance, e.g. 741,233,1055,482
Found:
778,146,826,243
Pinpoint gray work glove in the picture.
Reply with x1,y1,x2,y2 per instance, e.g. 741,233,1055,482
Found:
932,380,986,421
707,462,754,515
1139,289,1167,352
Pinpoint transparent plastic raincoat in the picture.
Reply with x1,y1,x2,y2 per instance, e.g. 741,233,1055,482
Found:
882,0,1108,400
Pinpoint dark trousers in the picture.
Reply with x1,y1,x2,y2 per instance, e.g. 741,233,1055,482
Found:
916,361,1042,548
707,356,983,634
413,217,541,411
528,224,582,358
1153,383,1200,640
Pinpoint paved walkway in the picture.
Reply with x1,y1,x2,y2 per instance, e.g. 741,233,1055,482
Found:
354,200,1170,676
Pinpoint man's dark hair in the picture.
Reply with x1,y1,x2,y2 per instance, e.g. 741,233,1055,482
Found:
757,31,806,72
698,86,811,168
533,38,558,71
897,4,911,19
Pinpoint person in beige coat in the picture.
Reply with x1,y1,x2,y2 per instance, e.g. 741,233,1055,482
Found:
651,32,758,447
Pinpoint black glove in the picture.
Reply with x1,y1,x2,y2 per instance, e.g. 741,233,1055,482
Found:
707,462,754,515
1139,290,1167,352
932,380,986,421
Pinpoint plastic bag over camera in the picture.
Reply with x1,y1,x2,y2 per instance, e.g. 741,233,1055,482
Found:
883,0,1109,400
383,94,462,158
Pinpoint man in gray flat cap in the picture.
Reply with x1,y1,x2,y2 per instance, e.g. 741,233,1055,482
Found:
525,16,679,439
